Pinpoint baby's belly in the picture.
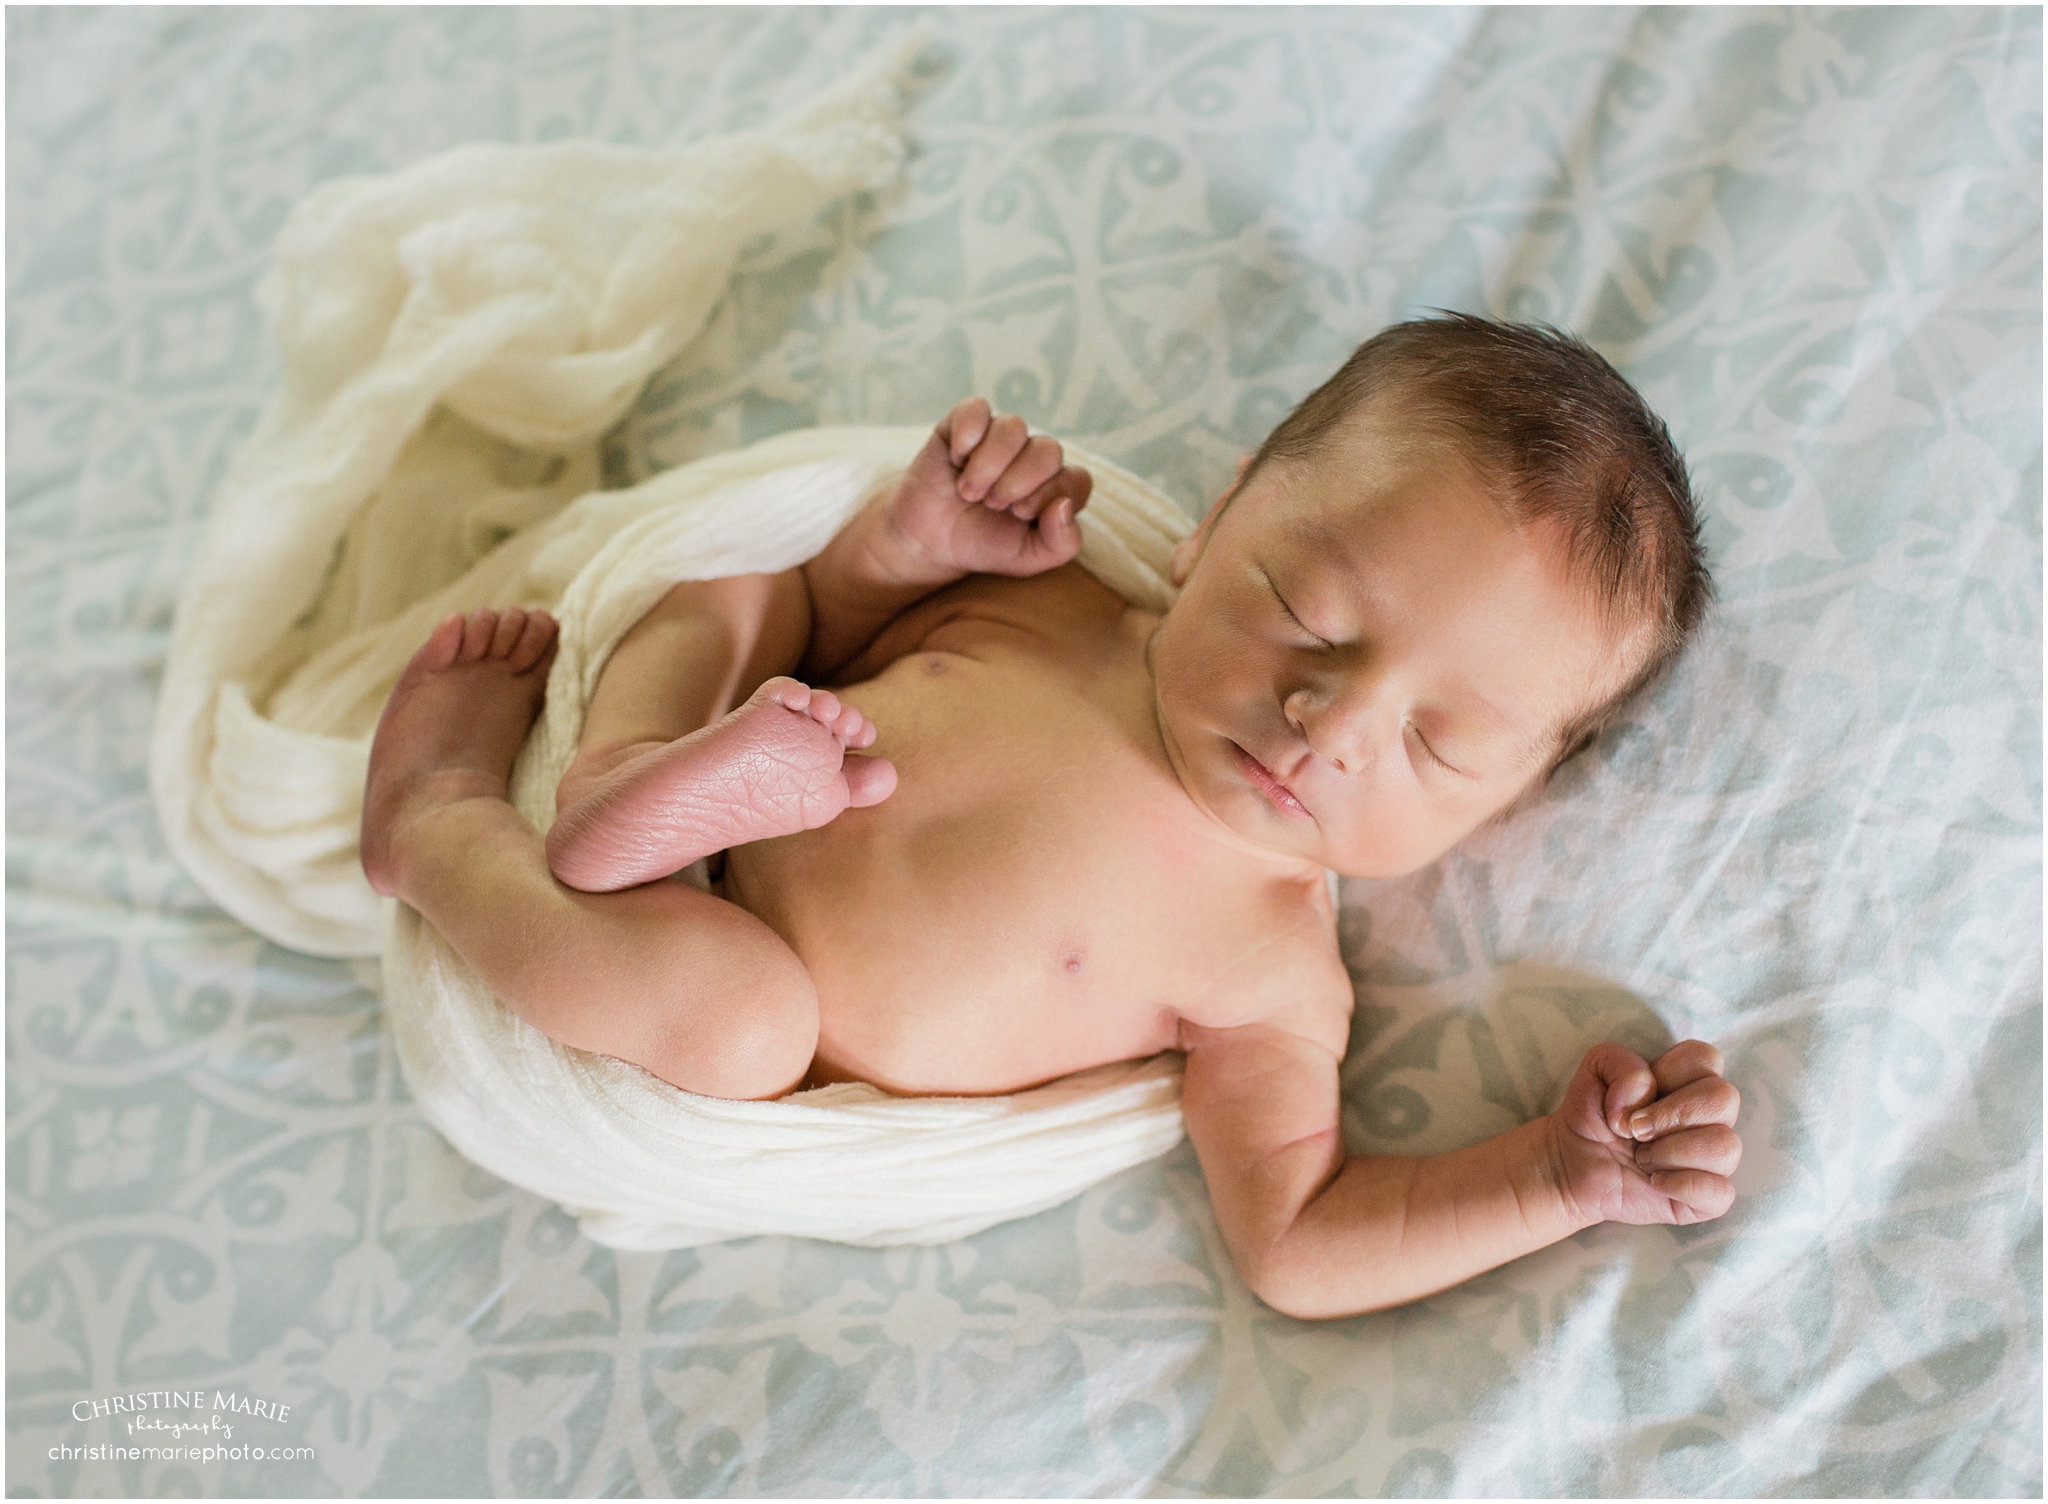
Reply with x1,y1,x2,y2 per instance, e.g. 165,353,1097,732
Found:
719,652,1190,1095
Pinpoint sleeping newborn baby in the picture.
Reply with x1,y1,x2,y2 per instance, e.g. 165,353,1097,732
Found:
361,315,1742,1318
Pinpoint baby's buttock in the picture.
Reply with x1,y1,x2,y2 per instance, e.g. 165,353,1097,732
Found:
717,650,1198,1095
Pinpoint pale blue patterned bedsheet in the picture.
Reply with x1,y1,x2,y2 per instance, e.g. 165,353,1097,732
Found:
7,6,2040,1496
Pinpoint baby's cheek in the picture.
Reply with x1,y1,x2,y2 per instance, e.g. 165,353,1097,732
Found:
1365,796,1465,880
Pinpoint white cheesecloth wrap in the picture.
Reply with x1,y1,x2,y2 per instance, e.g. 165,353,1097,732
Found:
148,36,1205,1248
387,438,1198,1249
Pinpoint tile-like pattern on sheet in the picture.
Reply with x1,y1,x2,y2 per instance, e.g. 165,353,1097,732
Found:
7,7,2040,1496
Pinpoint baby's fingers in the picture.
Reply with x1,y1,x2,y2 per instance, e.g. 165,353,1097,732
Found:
937,397,993,466
1624,1073,1740,1143
1651,1039,1725,1095
1008,462,1093,526
958,412,1031,502
1571,1043,1657,1140
999,481,1092,575
1634,1123,1742,1178
1645,1167,1737,1225
986,433,1068,514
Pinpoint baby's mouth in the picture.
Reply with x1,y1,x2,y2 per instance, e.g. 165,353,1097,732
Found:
1231,742,1310,818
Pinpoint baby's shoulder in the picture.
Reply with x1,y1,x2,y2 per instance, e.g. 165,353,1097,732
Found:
957,561,1131,639
839,563,1124,682
1178,876,1354,1058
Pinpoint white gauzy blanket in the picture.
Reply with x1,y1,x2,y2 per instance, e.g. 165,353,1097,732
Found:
388,436,1194,1247
147,35,1198,1246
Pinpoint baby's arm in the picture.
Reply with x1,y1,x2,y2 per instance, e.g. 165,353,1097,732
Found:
801,398,1093,682
1181,1012,1742,1319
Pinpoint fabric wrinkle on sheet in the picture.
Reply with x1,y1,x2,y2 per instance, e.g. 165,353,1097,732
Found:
145,35,1303,1247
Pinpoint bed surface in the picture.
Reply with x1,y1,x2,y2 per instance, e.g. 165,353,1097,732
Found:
8,6,2040,1496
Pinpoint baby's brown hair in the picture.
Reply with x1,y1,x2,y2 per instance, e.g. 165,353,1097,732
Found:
1243,313,1711,773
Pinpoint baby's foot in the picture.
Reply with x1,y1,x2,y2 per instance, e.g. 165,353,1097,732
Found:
361,608,560,899
545,676,897,893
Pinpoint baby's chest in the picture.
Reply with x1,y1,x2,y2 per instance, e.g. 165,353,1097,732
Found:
737,650,1252,997
723,648,1339,1090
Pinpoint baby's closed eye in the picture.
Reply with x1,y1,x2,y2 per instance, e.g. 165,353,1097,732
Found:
1403,721,1465,777
1263,573,1330,648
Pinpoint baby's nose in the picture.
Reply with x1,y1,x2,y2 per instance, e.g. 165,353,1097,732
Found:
1285,681,1382,775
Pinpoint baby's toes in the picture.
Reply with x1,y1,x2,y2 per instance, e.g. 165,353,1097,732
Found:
458,610,500,662
825,701,875,746
508,610,558,672
803,689,844,728
751,676,814,715
487,608,528,659
417,613,467,672
842,754,896,808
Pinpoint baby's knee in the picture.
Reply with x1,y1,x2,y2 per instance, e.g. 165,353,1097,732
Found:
700,955,819,1100
657,918,820,1101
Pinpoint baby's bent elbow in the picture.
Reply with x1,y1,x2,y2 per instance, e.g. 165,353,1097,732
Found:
1237,1237,1335,1321
1237,1232,1410,1321
1246,1270,1317,1322
1245,1264,1346,1322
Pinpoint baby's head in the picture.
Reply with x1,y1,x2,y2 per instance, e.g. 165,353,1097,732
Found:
1151,314,1710,879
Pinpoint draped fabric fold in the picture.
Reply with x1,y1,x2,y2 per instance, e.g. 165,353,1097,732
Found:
149,33,1199,1246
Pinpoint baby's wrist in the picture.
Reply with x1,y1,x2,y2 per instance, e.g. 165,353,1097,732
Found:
865,483,967,591
815,491,957,603
1534,1113,1607,1234
800,491,966,681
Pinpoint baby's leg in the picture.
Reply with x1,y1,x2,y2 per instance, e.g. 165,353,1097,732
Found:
548,571,894,892
362,608,819,1100
562,572,814,805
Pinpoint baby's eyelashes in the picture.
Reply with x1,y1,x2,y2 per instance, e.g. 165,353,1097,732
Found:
1264,575,1330,648
1406,723,1463,778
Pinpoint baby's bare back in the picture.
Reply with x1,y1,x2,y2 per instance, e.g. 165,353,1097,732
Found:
719,565,1345,1095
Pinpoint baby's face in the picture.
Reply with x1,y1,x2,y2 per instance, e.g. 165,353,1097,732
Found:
1150,423,1625,879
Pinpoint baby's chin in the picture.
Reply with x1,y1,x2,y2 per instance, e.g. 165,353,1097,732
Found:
1249,804,1453,881
1330,826,1500,882
1191,771,1466,882
1195,780,1350,877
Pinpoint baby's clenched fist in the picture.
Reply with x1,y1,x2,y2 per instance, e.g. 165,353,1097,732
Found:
1549,1039,1742,1228
882,398,1095,582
